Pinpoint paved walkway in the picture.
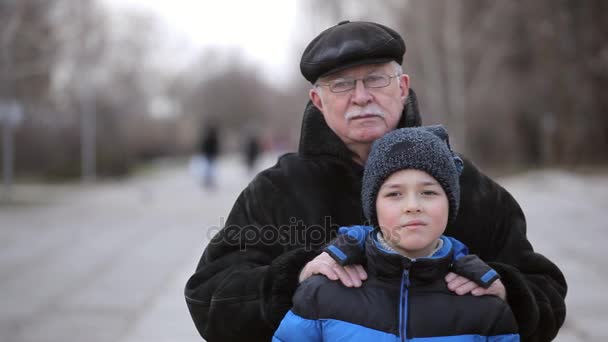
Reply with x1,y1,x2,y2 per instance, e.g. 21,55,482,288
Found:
500,171,608,342
0,157,605,342
0,156,258,342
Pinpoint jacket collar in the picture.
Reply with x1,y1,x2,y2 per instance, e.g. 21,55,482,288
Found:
365,234,455,283
297,88,422,161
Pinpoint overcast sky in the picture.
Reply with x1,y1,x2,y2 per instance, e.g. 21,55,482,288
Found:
102,0,300,80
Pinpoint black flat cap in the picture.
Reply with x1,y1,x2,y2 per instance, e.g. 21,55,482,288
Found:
300,20,406,84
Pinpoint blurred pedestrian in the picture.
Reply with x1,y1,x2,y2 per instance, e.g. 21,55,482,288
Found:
243,134,261,174
199,124,219,189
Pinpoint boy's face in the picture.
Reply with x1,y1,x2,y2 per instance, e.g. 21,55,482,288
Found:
376,169,449,258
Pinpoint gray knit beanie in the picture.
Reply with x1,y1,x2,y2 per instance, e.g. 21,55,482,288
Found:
362,125,464,227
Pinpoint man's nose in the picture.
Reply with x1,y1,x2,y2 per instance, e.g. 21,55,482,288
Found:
351,79,372,105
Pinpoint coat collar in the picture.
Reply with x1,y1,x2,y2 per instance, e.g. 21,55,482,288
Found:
297,88,422,161
365,233,455,283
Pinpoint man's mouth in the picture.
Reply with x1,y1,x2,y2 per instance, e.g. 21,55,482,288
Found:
348,113,381,120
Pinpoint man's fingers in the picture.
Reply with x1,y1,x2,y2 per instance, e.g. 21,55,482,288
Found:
471,287,485,296
344,265,362,287
334,264,368,287
444,272,458,283
472,279,507,301
299,254,339,283
332,264,355,287
446,273,480,295
298,253,368,287
491,279,506,300
446,274,469,290
445,272,507,300
454,281,479,295
354,264,368,280
314,263,339,281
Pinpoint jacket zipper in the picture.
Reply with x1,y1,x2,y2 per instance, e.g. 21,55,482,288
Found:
399,266,411,342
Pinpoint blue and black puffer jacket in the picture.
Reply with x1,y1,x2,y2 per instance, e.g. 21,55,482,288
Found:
273,231,520,341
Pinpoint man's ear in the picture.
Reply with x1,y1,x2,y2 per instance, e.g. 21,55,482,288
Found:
309,88,324,112
399,74,410,102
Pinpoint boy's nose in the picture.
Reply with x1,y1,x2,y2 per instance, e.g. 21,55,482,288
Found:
402,196,422,213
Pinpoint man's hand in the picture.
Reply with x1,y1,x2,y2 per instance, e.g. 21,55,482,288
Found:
445,272,506,301
299,252,367,287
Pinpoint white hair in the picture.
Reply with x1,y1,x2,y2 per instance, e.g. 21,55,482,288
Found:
389,60,403,75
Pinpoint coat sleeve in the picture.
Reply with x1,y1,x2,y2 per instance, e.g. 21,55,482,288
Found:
451,254,501,289
323,225,373,265
455,158,567,342
184,171,319,341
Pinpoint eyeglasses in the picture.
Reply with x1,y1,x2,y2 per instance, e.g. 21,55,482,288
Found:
315,74,401,93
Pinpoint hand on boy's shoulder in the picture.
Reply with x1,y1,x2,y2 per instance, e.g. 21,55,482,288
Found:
299,252,368,288
445,272,507,301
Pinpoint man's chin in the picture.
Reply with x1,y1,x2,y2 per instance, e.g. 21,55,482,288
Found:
350,127,389,143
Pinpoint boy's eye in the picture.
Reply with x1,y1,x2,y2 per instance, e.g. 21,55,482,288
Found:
421,190,438,196
386,191,401,197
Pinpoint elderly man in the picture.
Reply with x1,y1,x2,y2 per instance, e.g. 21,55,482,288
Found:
185,21,566,342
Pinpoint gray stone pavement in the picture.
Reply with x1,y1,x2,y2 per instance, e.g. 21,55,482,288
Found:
0,158,605,342
500,171,608,342
0,155,260,342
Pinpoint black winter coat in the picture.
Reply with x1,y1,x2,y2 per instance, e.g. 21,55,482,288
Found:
184,91,567,342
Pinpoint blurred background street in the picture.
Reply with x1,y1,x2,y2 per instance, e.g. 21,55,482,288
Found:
0,155,264,342
1,156,606,342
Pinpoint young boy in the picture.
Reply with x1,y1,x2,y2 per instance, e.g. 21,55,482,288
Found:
273,126,520,341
